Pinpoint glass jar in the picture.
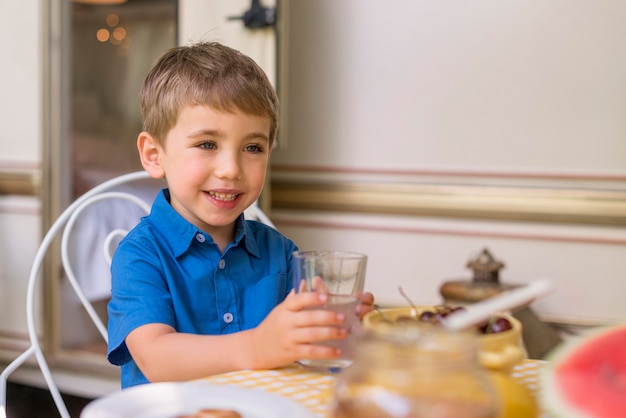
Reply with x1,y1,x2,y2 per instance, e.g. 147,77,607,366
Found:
330,324,499,418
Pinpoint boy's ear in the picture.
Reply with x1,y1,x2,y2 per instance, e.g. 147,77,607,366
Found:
137,131,165,179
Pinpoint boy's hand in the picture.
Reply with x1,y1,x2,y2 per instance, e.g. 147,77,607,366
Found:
297,275,374,320
356,291,375,320
249,289,347,369
248,287,376,370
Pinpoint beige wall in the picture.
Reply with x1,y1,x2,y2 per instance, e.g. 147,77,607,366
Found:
0,0,42,164
0,0,42,342
179,0,276,84
272,1,626,174
269,0,626,326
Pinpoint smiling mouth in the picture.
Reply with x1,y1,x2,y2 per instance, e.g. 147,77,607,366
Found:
208,191,239,202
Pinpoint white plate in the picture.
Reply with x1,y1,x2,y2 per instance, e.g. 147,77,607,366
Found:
81,382,317,418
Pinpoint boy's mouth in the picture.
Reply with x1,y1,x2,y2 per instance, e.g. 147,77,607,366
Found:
208,191,239,202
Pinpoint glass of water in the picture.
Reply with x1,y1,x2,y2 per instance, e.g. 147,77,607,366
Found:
292,250,368,373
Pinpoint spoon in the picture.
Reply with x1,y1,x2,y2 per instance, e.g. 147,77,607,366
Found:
372,304,392,322
441,279,555,332
398,286,418,318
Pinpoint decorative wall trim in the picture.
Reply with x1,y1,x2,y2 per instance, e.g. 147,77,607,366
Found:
272,164,626,181
271,165,626,227
271,211,626,246
0,171,40,196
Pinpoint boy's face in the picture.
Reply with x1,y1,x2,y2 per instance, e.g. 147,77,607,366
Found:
140,105,271,239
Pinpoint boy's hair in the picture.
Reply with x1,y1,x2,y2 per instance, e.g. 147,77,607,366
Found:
139,41,279,147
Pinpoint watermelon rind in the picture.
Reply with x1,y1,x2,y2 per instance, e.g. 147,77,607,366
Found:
539,323,626,418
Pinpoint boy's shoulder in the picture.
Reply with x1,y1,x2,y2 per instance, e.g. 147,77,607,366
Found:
244,218,283,237
243,219,297,249
116,215,159,250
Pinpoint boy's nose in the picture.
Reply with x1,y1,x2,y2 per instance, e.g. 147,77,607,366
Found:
215,152,242,179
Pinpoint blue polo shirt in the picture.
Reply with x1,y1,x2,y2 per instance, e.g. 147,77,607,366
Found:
107,189,297,388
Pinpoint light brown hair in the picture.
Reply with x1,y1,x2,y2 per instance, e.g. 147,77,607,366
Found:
139,41,279,147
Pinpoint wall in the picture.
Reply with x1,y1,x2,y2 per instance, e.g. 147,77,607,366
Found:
270,0,626,326
273,1,626,173
0,0,42,346
179,0,276,84
0,0,42,164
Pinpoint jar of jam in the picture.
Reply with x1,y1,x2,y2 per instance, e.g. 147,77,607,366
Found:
330,324,499,418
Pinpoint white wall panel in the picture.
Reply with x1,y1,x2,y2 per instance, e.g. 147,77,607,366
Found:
179,0,276,84
274,211,626,325
0,0,41,163
0,197,41,338
272,0,626,175
269,1,626,327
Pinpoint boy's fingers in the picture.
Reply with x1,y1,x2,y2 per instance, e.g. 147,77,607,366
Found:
311,276,329,293
285,289,328,311
358,291,374,305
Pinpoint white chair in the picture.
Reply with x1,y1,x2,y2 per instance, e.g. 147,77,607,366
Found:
244,201,275,228
0,170,277,418
0,171,157,418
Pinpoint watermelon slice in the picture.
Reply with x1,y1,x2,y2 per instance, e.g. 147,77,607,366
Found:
541,324,626,418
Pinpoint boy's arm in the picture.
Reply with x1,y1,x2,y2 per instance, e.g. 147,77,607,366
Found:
126,290,347,383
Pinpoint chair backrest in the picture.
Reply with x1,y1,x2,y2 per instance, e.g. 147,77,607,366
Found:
244,201,275,228
0,170,277,418
0,171,160,418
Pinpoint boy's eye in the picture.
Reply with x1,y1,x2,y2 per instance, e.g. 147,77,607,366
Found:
199,142,216,150
244,144,263,153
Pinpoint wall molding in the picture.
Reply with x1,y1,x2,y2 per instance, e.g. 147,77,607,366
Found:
272,210,626,246
0,171,39,196
271,165,626,227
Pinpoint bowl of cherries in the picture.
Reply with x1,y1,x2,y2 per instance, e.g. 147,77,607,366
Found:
363,304,527,373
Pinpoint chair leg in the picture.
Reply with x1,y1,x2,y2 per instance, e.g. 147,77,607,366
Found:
0,346,36,418
0,345,71,418
34,350,70,418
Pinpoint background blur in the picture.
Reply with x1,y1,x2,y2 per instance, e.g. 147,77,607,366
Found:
1,0,626,401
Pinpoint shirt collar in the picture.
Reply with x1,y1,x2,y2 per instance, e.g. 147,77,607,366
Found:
149,189,260,258
232,213,261,258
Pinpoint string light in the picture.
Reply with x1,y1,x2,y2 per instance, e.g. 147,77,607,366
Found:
95,13,127,46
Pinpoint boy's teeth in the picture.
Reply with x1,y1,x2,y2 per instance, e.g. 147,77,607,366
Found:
209,191,237,201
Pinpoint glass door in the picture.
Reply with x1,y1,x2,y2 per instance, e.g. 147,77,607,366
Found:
45,0,177,373
71,0,177,196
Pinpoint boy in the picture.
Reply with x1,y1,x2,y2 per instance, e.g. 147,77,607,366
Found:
107,41,374,388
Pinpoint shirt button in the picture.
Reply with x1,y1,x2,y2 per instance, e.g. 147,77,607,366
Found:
195,233,205,243
223,312,233,323
218,259,226,269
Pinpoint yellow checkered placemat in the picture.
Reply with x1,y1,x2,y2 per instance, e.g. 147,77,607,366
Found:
511,359,543,398
202,360,546,418
511,359,550,417
202,363,335,417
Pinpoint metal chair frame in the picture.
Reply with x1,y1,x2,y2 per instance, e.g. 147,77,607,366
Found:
0,171,152,418
0,170,276,418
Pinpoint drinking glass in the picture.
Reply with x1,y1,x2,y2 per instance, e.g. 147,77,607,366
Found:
292,250,367,373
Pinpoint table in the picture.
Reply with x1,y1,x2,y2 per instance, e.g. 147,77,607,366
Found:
201,360,546,418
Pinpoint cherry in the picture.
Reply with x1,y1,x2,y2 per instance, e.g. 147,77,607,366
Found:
419,310,436,322
485,317,513,334
449,306,467,314
435,311,449,322
389,304,513,335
